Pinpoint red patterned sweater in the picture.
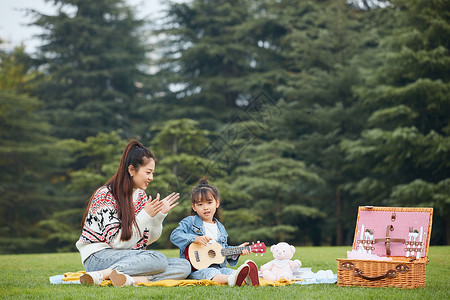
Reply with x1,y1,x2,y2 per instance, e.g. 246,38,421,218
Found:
76,186,166,263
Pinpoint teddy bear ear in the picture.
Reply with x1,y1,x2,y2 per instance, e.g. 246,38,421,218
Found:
270,245,276,252
290,245,296,254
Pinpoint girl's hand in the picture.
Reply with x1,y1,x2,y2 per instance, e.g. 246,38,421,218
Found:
160,192,180,214
238,242,250,255
144,194,163,217
194,235,212,246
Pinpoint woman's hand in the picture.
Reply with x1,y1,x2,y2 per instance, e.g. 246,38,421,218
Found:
194,235,212,246
238,242,250,255
160,192,180,214
144,194,164,217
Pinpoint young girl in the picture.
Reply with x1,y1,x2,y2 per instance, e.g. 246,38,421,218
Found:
77,140,191,287
170,178,260,286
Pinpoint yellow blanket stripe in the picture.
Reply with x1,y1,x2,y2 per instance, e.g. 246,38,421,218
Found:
62,271,295,287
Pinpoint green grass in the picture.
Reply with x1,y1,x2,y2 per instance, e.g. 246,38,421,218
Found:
0,247,449,299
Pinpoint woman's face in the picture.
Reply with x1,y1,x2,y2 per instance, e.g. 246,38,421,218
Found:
129,158,155,190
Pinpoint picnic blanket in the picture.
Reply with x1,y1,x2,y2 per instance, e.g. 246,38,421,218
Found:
49,271,292,286
49,270,336,286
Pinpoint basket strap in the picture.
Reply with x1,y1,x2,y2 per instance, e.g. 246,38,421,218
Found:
374,225,405,255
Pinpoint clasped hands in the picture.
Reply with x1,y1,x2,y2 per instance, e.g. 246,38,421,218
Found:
144,192,180,217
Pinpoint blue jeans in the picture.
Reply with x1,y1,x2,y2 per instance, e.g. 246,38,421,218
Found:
84,249,191,281
189,265,234,280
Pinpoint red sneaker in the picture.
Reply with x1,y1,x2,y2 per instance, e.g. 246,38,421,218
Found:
244,260,260,286
228,264,250,287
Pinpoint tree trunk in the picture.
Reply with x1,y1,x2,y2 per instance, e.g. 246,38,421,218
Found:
446,214,450,245
336,186,343,246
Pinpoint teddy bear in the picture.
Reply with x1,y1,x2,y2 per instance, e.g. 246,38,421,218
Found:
260,242,302,281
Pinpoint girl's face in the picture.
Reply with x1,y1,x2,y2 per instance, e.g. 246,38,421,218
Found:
129,158,155,190
192,196,219,224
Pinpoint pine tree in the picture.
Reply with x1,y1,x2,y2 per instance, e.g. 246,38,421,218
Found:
230,138,323,244
38,131,127,252
30,0,148,140
342,0,450,244
150,0,262,128
264,0,372,245
0,46,63,253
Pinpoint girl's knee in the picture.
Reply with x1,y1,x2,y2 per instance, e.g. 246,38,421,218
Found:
190,267,220,280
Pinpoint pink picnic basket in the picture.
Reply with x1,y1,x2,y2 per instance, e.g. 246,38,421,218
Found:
336,206,433,288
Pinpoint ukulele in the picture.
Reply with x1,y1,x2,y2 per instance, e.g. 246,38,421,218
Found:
185,241,266,270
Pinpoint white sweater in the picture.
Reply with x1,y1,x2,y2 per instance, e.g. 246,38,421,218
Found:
76,187,166,263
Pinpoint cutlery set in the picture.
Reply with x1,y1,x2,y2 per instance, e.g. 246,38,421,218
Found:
357,225,374,254
357,225,424,259
405,226,424,259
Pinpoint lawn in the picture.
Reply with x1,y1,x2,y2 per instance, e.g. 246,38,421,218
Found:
1,246,448,299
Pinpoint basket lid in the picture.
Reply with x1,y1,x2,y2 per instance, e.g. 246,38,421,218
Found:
352,206,433,258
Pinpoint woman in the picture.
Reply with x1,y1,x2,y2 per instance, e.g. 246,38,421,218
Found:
76,140,191,287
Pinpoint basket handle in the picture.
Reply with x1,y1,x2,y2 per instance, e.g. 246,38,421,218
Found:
353,268,397,281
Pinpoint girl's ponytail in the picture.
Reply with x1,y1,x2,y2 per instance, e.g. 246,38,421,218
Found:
198,176,209,185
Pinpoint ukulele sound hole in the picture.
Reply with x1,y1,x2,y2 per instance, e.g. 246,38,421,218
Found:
208,250,216,259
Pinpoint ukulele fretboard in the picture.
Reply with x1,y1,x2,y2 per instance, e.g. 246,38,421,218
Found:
221,246,251,256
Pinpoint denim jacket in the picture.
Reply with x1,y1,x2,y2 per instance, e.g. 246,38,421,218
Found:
170,215,239,268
